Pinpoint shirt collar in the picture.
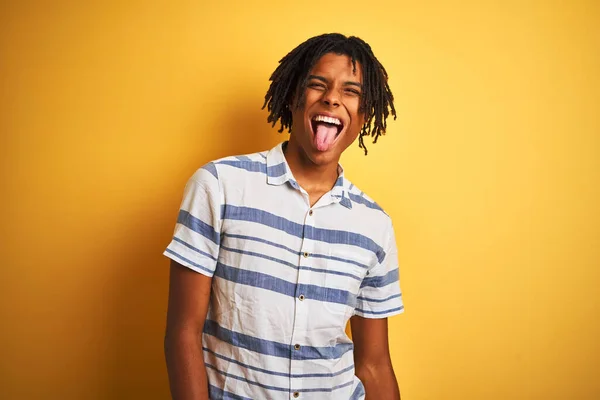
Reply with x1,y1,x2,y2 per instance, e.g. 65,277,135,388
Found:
266,142,353,209
265,142,294,186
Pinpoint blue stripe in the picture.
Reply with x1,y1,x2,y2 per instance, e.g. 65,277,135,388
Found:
173,236,217,261
214,262,357,307
350,381,365,400
215,160,287,178
201,162,218,179
203,320,354,360
357,293,402,303
360,268,399,288
207,363,355,394
221,245,298,270
206,364,288,392
203,347,354,378
221,245,361,280
268,161,287,177
299,266,361,281
223,232,298,255
310,252,370,270
236,155,252,161
222,205,385,262
298,380,354,393
208,384,252,400
177,210,220,245
340,195,353,209
223,232,370,270
348,193,383,211
355,305,404,315
165,249,214,275
304,226,384,263
215,160,265,173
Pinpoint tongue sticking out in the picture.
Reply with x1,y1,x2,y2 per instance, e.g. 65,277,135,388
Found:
314,123,338,152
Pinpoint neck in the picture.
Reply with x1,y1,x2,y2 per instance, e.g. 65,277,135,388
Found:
283,138,340,193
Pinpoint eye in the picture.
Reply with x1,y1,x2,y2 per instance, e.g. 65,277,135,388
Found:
345,88,361,96
308,82,326,90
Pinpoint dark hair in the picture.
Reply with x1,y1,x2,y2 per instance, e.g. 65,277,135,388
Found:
262,33,396,155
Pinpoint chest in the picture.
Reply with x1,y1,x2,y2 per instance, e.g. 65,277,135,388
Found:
211,185,382,327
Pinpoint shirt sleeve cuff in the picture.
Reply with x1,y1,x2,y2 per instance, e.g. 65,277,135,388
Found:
163,239,216,278
353,297,405,319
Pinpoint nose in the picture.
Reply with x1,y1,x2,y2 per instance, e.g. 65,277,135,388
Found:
322,89,340,107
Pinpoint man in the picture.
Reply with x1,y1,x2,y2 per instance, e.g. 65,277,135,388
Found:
164,33,404,400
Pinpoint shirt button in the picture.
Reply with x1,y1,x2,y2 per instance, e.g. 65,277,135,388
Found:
293,392,300,398
294,344,301,351
303,252,309,258
298,294,305,301
309,210,313,216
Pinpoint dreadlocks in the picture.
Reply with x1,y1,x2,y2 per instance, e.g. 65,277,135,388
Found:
262,33,396,155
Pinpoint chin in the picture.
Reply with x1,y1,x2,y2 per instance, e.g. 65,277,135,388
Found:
306,138,344,166
309,149,338,165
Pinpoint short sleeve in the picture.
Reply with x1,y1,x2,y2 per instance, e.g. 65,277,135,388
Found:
354,221,404,318
163,163,222,277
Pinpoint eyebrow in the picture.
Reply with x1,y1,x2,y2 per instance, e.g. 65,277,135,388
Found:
307,74,363,89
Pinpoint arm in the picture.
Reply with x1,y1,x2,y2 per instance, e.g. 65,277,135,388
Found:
164,260,213,400
351,316,401,400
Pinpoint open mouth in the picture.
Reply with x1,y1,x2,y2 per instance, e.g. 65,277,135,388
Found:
310,114,344,152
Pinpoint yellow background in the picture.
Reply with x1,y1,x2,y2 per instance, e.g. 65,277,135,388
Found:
1,1,598,399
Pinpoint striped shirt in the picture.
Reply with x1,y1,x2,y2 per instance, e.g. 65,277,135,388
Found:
164,142,404,400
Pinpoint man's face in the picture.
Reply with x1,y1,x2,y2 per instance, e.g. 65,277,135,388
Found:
290,53,365,165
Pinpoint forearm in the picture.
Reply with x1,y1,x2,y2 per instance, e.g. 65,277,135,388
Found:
164,331,209,400
356,361,401,400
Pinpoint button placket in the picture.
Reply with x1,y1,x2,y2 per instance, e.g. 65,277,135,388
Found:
290,207,315,396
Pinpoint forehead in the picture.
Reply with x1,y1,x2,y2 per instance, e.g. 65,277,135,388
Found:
309,53,363,83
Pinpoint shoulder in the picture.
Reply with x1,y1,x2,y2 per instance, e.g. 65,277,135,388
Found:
191,150,269,183
346,180,389,217
345,179,394,230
